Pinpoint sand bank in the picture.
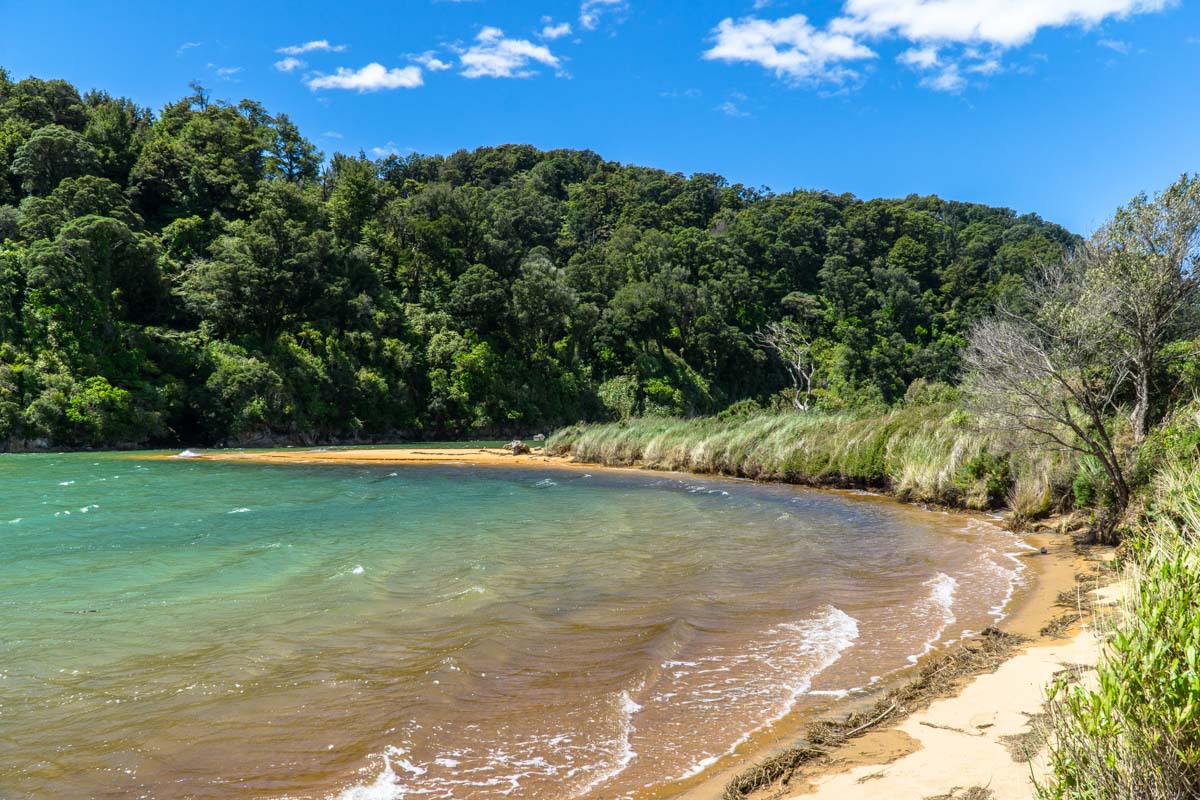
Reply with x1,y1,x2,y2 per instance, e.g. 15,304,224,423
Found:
164,446,573,467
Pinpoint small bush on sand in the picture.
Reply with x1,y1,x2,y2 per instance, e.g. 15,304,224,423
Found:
1040,462,1200,799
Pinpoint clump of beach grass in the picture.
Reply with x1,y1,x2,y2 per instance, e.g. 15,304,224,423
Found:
549,405,1031,509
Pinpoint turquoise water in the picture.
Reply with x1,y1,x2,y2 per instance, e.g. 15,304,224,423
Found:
0,452,1025,800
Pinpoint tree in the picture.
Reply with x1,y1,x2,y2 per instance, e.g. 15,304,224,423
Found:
448,263,507,334
511,252,577,350
964,259,1132,540
83,91,152,185
267,113,321,184
1087,174,1200,443
754,319,816,411
10,124,100,195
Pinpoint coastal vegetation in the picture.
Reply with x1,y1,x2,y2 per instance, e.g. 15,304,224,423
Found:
0,68,1074,448
547,402,1056,513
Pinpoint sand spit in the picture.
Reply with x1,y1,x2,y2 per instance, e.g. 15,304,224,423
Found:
162,446,574,468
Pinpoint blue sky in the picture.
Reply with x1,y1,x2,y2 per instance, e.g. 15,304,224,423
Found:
2,0,1197,232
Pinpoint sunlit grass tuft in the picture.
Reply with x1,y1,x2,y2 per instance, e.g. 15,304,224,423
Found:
549,405,1027,509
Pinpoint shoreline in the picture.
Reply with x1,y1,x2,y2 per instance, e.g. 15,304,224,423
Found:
674,526,1105,800
164,445,1099,799
151,445,575,468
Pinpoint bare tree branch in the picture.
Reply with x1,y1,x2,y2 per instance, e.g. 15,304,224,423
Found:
754,320,815,411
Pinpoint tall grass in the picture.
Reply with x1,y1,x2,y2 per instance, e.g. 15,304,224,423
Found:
548,405,1040,509
1040,461,1200,799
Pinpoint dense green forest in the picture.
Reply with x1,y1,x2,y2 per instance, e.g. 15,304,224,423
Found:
0,68,1077,448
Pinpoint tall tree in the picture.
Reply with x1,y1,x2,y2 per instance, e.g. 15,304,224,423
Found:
965,258,1131,540
1087,174,1200,442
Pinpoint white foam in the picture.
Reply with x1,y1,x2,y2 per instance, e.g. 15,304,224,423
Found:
228,508,251,514
664,606,860,784
352,565,365,575
333,749,402,800
572,685,644,796
176,449,202,459
908,573,958,663
960,518,1029,624
387,746,427,777
58,481,74,486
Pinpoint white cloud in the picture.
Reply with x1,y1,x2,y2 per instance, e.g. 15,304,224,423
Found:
703,15,876,84
274,57,306,72
277,40,346,55
214,66,242,80
580,0,628,31
176,41,202,56
322,131,344,139
920,62,966,91
899,43,1000,84
370,141,412,157
414,51,453,71
459,27,561,79
718,99,751,117
830,0,1171,48
708,0,1170,93
540,20,573,39
897,45,939,68
306,63,424,91
967,55,1002,74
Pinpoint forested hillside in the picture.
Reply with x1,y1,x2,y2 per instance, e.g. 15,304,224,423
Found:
0,69,1077,448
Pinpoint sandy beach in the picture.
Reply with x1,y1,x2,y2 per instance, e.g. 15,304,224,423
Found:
167,446,572,468
169,446,1105,800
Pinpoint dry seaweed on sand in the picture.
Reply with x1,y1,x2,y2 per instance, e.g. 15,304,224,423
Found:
720,744,829,800
721,628,1024,800
998,710,1050,763
923,787,996,800
1039,611,1081,639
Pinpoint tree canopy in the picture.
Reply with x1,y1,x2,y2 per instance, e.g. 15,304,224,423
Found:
0,68,1078,447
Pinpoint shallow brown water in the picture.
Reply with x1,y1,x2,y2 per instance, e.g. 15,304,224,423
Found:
0,454,1025,800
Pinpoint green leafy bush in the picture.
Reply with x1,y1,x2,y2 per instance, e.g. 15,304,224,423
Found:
1042,462,1200,799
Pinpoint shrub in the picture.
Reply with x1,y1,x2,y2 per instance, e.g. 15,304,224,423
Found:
903,378,961,407
1041,463,1200,799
